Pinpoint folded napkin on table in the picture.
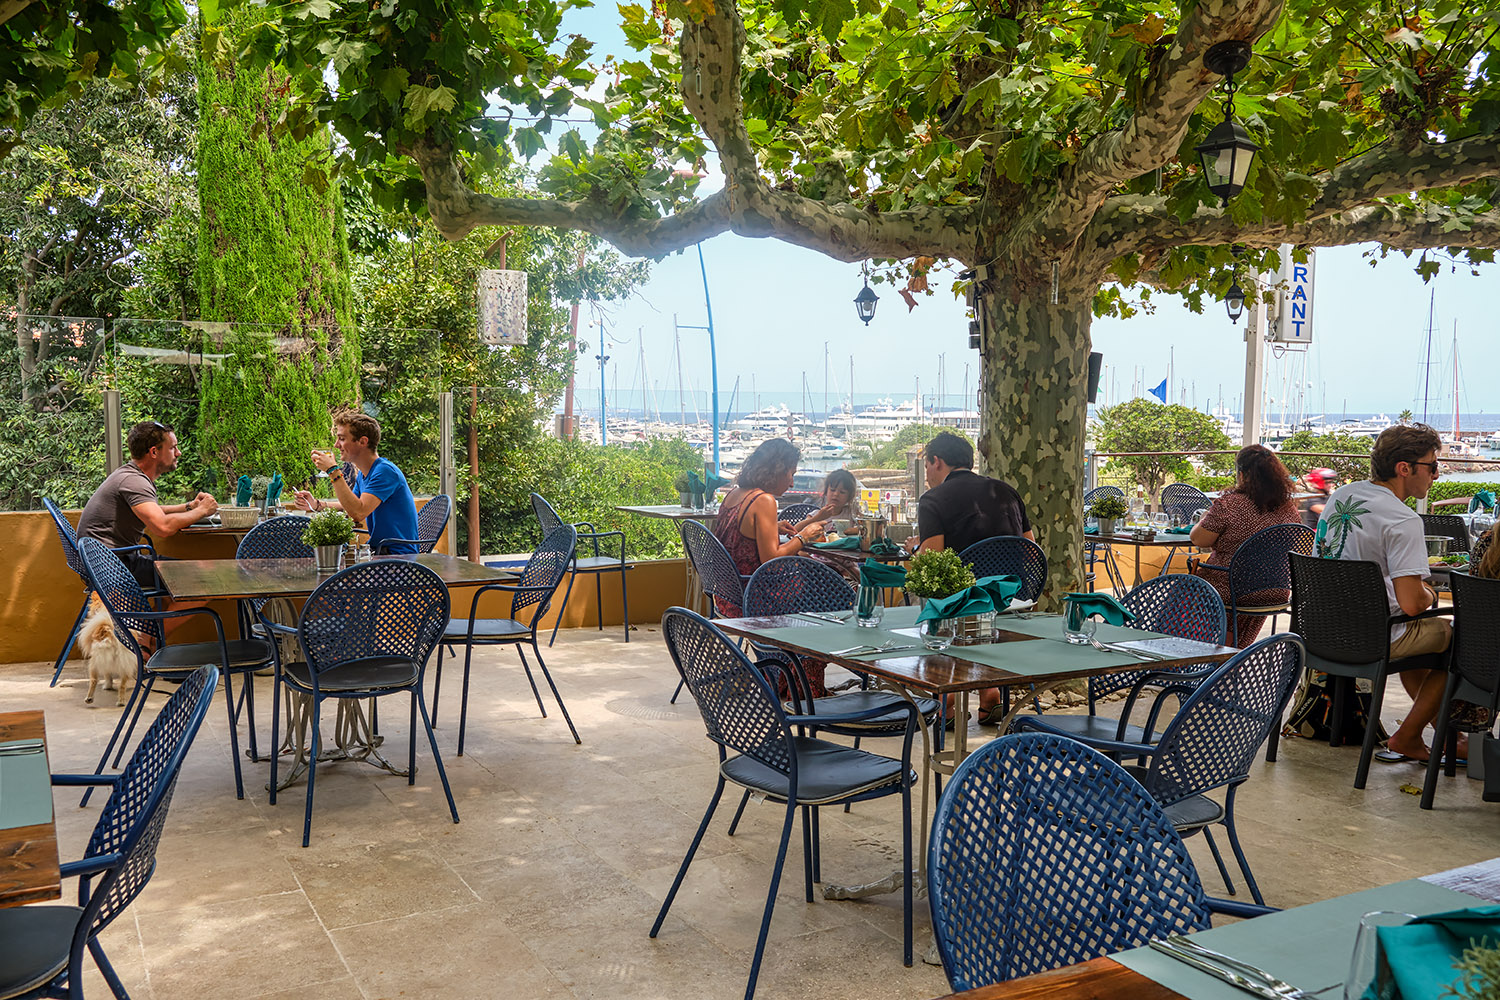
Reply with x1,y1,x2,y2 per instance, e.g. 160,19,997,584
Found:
859,559,907,589
1370,905,1500,1000
1062,592,1136,626
915,575,1022,623
811,536,861,550
1474,489,1496,511
1084,524,1099,535
266,472,284,507
704,472,733,493
868,538,903,557
235,475,253,506
1164,525,1192,534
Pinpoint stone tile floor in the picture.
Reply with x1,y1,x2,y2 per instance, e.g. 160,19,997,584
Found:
6,624,1497,1000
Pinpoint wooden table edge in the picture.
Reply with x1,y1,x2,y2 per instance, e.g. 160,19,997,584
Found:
929,957,1181,1000
0,710,61,909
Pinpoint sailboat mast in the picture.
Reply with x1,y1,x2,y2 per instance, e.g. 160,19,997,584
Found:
1421,289,1435,424
1453,325,1460,441
674,318,685,428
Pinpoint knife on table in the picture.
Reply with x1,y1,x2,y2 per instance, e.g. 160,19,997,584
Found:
1149,938,1316,1000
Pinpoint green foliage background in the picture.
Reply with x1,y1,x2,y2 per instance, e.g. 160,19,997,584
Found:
1096,399,1233,502
194,3,359,486
860,424,973,470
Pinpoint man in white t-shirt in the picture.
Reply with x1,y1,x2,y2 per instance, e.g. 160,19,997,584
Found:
1316,423,1452,762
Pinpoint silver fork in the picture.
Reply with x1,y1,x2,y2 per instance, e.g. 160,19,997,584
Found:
1088,635,1155,661
830,640,897,655
1157,936,1339,1000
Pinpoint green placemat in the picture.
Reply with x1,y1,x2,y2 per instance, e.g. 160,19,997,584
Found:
1114,879,1481,1000
0,740,54,829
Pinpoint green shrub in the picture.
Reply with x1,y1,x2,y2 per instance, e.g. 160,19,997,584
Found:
904,548,976,599
1278,430,1372,480
302,509,355,547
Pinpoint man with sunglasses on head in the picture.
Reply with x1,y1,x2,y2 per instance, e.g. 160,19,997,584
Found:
1315,422,1453,763
79,421,218,587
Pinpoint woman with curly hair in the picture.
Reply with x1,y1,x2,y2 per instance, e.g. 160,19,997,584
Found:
713,438,823,587
1189,444,1302,645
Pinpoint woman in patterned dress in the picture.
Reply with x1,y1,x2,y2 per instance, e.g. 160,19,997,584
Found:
1188,445,1302,646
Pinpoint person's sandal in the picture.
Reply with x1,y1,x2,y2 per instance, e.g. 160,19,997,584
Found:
943,712,971,731
978,704,1008,727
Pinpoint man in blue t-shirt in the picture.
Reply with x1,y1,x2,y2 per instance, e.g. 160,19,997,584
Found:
293,411,420,554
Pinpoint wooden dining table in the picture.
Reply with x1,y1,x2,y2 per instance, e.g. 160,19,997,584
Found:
929,856,1500,999
0,710,60,909
154,552,515,601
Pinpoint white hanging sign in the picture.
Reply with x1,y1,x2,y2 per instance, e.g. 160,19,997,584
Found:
1272,246,1314,345
477,269,528,346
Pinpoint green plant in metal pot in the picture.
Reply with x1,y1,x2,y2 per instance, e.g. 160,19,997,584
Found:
1088,493,1129,520
1448,941,1500,999
302,509,356,548
904,548,976,600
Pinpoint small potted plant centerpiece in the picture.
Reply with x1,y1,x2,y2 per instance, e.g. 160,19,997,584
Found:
302,509,356,573
904,548,980,646
674,471,693,508
1088,493,1128,535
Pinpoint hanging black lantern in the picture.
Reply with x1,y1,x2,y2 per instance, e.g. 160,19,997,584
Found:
1225,279,1245,324
1195,41,1259,205
854,269,878,325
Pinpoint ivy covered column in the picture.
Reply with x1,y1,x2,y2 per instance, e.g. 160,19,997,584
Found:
976,277,1093,608
195,5,359,485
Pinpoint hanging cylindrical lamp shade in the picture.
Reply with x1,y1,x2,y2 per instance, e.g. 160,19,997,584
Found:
854,280,878,325
1196,118,1260,204
1225,280,1246,324
477,269,528,345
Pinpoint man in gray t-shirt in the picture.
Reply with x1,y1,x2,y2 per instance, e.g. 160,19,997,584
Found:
78,421,218,588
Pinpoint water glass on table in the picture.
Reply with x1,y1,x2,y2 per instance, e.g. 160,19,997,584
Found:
856,584,884,628
1344,910,1415,1000
921,619,955,650
1062,602,1097,646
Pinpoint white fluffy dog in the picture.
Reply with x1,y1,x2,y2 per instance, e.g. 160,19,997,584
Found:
80,606,137,707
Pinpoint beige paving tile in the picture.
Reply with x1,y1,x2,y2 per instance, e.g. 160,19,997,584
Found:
286,840,478,930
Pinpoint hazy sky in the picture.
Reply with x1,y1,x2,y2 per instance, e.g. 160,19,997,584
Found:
556,6,1500,419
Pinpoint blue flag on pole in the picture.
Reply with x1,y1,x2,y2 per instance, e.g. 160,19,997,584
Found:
1149,378,1167,403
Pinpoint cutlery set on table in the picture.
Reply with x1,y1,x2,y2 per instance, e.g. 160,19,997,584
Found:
1150,936,1339,1000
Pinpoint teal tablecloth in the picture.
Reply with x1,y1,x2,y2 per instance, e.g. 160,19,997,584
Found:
0,739,53,829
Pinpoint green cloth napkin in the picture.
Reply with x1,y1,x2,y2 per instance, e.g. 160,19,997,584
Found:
868,538,902,557
811,536,862,550
1368,905,1500,1000
1473,489,1495,512
1084,524,1099,535
1062,592,1136,626
915,575,1022,622
1164,525,1192,534
705,472,733,493
235,475,252,506
859,559,906,588
266,473,283,506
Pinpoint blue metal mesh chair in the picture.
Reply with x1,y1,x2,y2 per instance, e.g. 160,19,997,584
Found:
778,501,820,523
0,665,217,1000
653,608,916,1000
927,731,1268,993
277,560,458,846
957,536,1048,602
43,498,167,688
1290,552,1451,789
77,537,272,803
1014,573,1226,744
1422,571,1500,808
1158,483,1212,573
1028,635,1304,904
1082,486,1126,592
432,524,580,752
674,520,751,703
374,494,452,554
1199,522,1314,645
531,492,632,645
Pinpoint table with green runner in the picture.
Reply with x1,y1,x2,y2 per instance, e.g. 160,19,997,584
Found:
930,858,1500,1000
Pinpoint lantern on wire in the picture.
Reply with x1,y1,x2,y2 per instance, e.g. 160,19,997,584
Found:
1195,40,1259,205
854,264,878,325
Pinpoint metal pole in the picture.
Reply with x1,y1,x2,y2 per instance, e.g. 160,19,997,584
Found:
696,244,721,475
597,348,609,444
438,391,456,555
1242,280,1267,447
468,385,480,562
103,389,123,474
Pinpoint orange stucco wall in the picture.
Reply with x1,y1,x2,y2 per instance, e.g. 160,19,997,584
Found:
0,507,691,670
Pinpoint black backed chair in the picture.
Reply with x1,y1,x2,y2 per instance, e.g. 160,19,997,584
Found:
374,493,452,554
927,731,1269,993
673,519,752,703
277,559,458,846
956,535,1048,603
77,537,272,802
1158,483,1212,573
1420,512,1471,554
1198,522,1314,644
1422,571,1500,808
1289,552,1452,788
434,524,581,751
531,492,632,645
778,501,820,524
43,498,167,687
654,608,917,1000
1082,486,1127,593
0,665,218,1000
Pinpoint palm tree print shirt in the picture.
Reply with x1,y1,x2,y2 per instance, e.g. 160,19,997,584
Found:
1315,480,1430,639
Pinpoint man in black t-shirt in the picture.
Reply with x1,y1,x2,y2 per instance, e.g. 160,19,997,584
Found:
915,431,1033,555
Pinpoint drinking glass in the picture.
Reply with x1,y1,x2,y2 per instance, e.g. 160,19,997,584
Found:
855,584,884,628
1152,511,1170,530
1130,496,1145,523
1344,911,1415,1000
1062,601,1097,645
921,619,955,650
